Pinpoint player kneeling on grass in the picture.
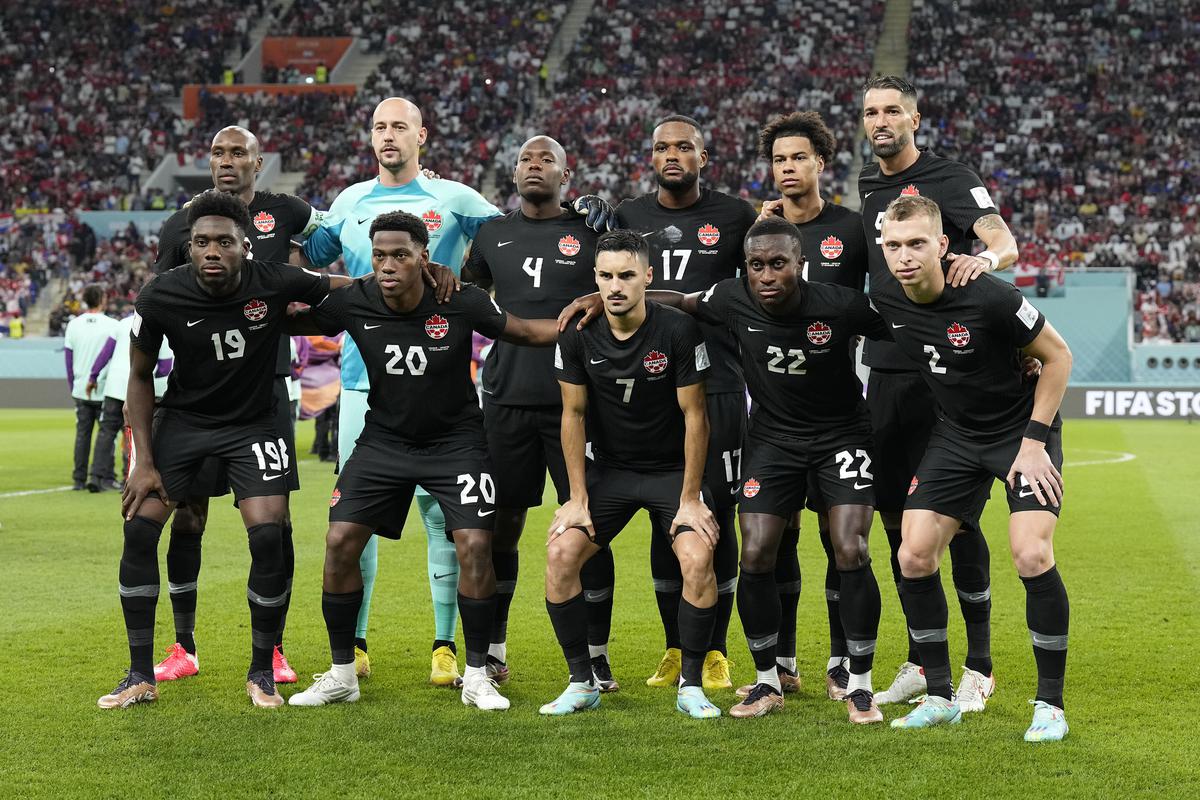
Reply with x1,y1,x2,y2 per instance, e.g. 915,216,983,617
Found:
875,195,1072,742
286,211,559,711
99,190,345,710
543,231,722,719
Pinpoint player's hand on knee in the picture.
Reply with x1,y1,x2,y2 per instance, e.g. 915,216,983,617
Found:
423,261,461,303
557,292,603,332
569,195,616,232
945,252,992,287
672,498,718,549
1007,442,1063,508
122,467,168,520
548,500,593,544
756,198,784,222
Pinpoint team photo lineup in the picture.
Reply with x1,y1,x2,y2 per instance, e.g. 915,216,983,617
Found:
84,70,1080,744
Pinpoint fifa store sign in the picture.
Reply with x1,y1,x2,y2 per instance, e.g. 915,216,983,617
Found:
1072,388,1200,418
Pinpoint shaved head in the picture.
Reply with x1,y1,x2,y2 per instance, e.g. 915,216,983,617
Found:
371,97,428,184
373,97,423,127
519,135,566,164
212,125,260,155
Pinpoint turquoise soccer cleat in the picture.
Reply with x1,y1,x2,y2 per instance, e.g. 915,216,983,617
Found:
890,694,963,729
675,685,721,719
539,682,601,716
1024,700,1069,742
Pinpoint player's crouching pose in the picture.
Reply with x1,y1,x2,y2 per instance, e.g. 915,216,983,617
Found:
99,190,342,709
543,231,722,719
875,196,1072,742
286,211,559,711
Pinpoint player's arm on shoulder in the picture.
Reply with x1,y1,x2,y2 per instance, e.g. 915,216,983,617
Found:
550,379,593,542
300,197,348,268
500,314,558,347
290,289,347,336
460,243,492,289
854,293,893,341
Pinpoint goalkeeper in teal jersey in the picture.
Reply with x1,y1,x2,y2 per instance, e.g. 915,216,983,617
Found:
302,97,501,686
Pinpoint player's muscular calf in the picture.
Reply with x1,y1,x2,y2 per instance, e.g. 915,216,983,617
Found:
898,510,961,577
545,530,600,603
673,534,717,607
323,522,374,593
452,529,496,599
826,504,874,570
738,513,787,573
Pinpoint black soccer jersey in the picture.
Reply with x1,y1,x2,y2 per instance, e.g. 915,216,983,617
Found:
312,282,507,445
556,302,708,472
465,210,599,407
871,268,1046,440
795,201,868,291
859,150,996,369
615,189,758,394
155,190,322,376
132,260,330,427
694,278,888,439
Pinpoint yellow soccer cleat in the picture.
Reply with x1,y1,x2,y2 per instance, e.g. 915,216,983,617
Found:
430,645,462,687
354,646,371,679
702,650,733,691
646,647,682,687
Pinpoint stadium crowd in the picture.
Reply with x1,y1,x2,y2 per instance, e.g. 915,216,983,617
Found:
908,0,1200,336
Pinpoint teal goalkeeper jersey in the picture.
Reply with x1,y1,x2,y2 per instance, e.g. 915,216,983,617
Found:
303,175,500,390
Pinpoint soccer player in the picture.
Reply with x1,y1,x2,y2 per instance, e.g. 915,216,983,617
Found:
577,115,757,692
459,135,601,683
858,76,1021,710
64,284,120,491
150,125,322,685
98,190,345,709
543,230,721,718
755,111,871,700
301,97,502,685
875,195,1071,742
287,211,560,710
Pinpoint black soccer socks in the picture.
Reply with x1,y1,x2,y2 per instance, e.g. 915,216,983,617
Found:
818,524,850,661
165,528,202,654
491,549,519,646
581,546,615,648
678,598,717,688
649,529,683,650
839,562,882,676
246,523,286,674
886,526,921,665
322,589,363,665
709,506,739,655
275,521,295,648
1022,565,1069,709
120,516,164,677
950,524,993,676
546,593,593,684
737,567,781,673
775,526,802,660
900,570,952,700
457,592,498,669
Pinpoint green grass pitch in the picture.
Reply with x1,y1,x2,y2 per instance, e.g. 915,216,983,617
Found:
1,409,1197,798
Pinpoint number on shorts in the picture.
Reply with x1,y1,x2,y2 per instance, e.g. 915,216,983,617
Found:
834,449,874,480
616,377,635,403
721,448,742,483
384,344,428,375
766,345,806,374
211,329,246,361
522,257,543,288
251,438,290,471
457,472,496,504
924,344,947,375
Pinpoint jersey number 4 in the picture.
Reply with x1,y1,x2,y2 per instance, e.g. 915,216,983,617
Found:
523,257,543,288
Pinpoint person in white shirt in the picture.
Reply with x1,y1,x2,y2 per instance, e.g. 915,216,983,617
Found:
63,284,120,491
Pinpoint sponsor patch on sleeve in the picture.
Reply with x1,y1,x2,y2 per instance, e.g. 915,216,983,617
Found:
1016,297,1040,330
695,342,711,371
970,186,995,210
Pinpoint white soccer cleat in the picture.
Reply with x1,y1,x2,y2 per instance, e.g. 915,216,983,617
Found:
462,674,510,711
875,661,927,705
954,666,995,713
288,670,361,707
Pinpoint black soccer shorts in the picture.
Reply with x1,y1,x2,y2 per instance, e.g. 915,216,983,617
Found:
149,410,291,503
577,464,714,548
866,370,938,513
736,424,877,519
906,422,1065,520
703,391,749,509
329,436,496,538
483,399,569,509
180,377,299,503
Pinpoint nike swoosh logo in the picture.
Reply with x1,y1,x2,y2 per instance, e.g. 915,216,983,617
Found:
589,358,607,364
432,572,457,580
478,509,495,517
747,327,764,332
187,319,204,327
749,640,772,651
357,217,371,225
364,324,381,330
891,323,906,329
911,630,943,642
263,474,282,481
1018,489,1036,499
498,241,514,247
853,482,873,490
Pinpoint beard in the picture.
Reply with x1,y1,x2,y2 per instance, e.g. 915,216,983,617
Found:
655,168,699,193
871,131,910,159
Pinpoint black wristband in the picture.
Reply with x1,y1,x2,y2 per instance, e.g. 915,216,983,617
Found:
1024,420,1050,442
